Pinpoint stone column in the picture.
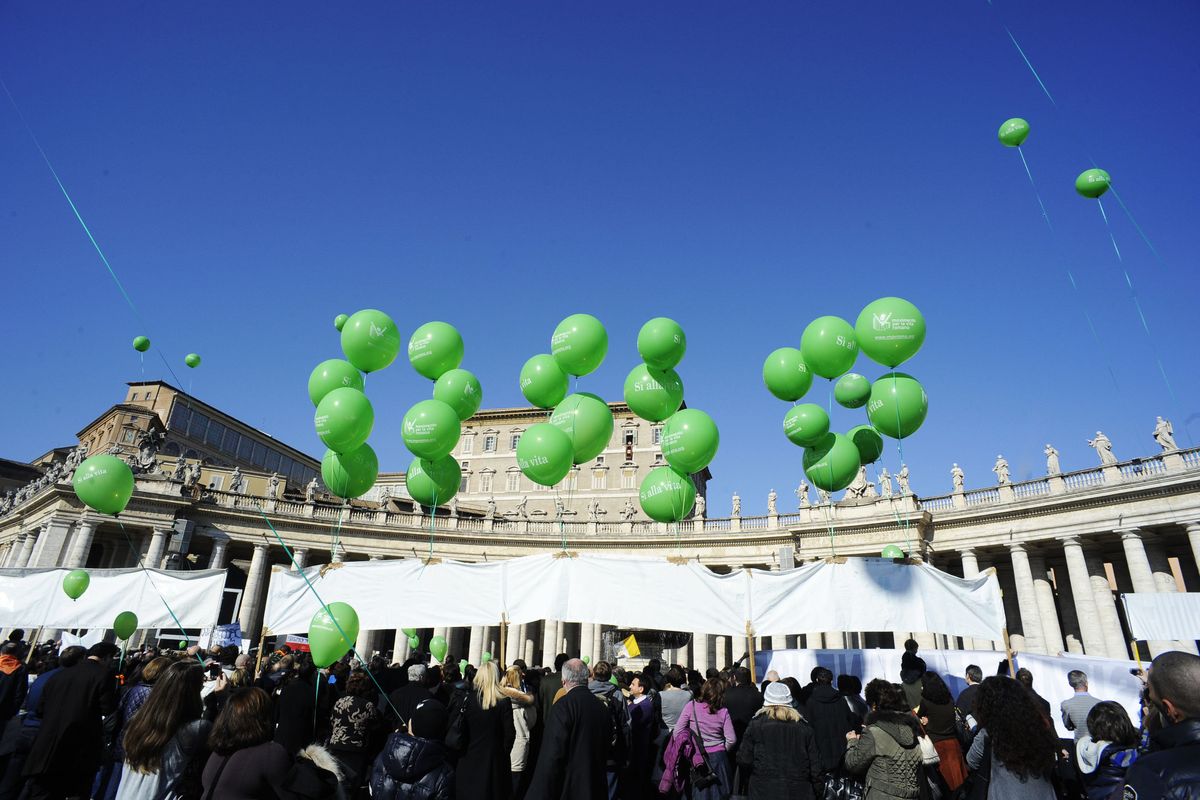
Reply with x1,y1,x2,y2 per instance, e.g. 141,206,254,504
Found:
393,630,410,664
468,626,485,666
1007,544,1047,654
208,537,230,569
825,631,846,650
1186,523,1200,577
524,622,540,666
13,534,33,568
144,528,169,570
1029,554,1065,655
1118,528,1175,657
692,632,710,674
959,550,982,650
66,518,98,568
237,544,271,641
1085,553,1128,659
291,548,308,570
1146,541,1198,654
713,635,728,669
580,624,597,667
1060,537,1109,657
554,620,565,655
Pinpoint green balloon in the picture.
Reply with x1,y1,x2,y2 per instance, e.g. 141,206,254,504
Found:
623,364,684,423
549,393,614,464
179,641,188,650
459,658,469,673
582,655,591,665
72,454,135,516
520,354,569,409
309,602,360,668
802,433,862,492
132,336,150,353
866,372,929,439
334,313,349,332
481,651,491,664
402,627,417,637
661,409,720,474
847,424,885,465
321,444,379,499
184,353,201,368
401,399,461,460
433,369,483,421
551,314,608,376
408,634,420,650
315,388,374,453
881,545,905,559
800,316,858,379
639,466,696,523
404,455,461,507
997,117,1029,147
516,423,574,487
408,321,465,380
308,359,364,407
114,610,138,640
1075,168,1111,199
762,347,813,402
783,404,830,448
62,569,90,600
855,297,926,368
429,634,449,663
834,373,872,409
637,317,687,370
340,309,401,373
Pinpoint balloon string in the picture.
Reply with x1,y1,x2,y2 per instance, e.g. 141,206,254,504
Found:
824,381,836,557
888,372,914,555
1001,25,1055,106
113,521,203,665
1107,185,1165,272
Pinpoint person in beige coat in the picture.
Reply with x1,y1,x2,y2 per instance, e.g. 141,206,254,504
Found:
503,665,537,797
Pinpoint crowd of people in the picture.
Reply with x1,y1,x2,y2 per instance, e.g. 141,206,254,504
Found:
0,630,1194,800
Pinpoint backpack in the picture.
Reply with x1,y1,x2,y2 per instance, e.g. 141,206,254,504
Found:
443,689,469,754
598,688,632,770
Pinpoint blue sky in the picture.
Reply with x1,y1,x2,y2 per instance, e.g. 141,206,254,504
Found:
2,1,1198,511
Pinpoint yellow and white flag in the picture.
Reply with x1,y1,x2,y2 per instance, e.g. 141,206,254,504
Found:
615,633,641,659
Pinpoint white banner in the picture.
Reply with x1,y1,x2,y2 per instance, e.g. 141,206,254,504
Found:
0,568,227,630
1121,592,1200,641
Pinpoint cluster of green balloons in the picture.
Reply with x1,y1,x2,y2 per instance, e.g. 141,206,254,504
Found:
402,627,420,650
763,298,929,492
73,454,136,516
308,601,360,668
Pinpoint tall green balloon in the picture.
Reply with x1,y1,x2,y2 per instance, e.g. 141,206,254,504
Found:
309,602,360,668
834,373,872,409
308,359,364,407
334,313,349,332
637,318,687,370
184,353,201,368
401,400,461,460
803,433,862,492
321,444,379,499
114,610,138,640
762,347,813,402
520,354,569,409
661,409,720,474
866,372,929,439
551,314,608,376
516,423,574,487
433,368,483,421
315,388,374,453
800,316,858,379
783,404,830,448
549,393,614,464
429,634,449,663
847,424,885,465
623,364,684,423
408,321,465,380
62,569,90,600
340,309,402,373
855,297,926,368
408,634,420,650
132,336,150,353
997,118,1029,147
73,454,135,516
639,466,696,523
405,455,461,507
1075,168,1111,199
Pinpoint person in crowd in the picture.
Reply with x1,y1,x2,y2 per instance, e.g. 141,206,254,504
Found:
623,672,656,800
328,670,383,791
452,660,515,800
1014,668,1052,721
587,662,631,798
0,646,82,800
93,655,171,800
794,668,820,708
23,642,119,800
274,657,324,755
917,671,967,793
838,674,868,728
955,664,983,728
659,668,693,731
723,667,763,755
758,670,780,697
673,678,736,800
1122,651,1200,799
202,687,293,799
781,677,804,712
0,643,27,729
116,660,212,800
537,655,568,724
204,668,249,723
737,681,822,799
804,666,855,781
966,676,1058,799
1075,701,1139,800
526,658,610,800
501,665,536,798
370,698,454,800
257,653,294,693
898,640,925,712
844,679,923,800
1061,669,1102,741
388,665,434,731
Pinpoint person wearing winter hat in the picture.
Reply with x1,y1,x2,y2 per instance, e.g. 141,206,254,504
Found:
369,699,455,800
736,681,823,799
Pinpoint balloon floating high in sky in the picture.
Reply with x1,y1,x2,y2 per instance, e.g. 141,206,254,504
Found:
132,336,150,353
997,117,1029,147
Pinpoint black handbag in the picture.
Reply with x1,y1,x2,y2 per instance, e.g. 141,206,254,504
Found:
685,702,719,790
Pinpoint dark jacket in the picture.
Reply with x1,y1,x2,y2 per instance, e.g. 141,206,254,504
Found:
1076,738,1137,800
202,740,293,799
388,684,434,729
1122,718,1200,800
24,658,117,780
955,684,980,722
526,685,611,800
736,713,823,799
844,711,923,800
724,684,764,749
0,656,28,723
537,673,563,729
804,684,854,774
370,732,453,800
453,692,514,800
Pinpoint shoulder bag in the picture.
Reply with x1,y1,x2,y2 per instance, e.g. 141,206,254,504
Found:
685,701,719,790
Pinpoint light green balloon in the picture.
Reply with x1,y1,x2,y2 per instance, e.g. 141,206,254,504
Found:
315,388,374,453
762,347,813,402
72,454,135,516
309,602,360,668
516,423,574,487
408,634,420,650
408,321,465,380
321,444,379,499
551,314,608,376
834,373,872,409
855,297,926,368
334,314,349,332
802,432,862,492
866,372,929,439
847,424,885,465
1075,168,1111,199
661,409,719,474
184,353,201,369
637,317,687,370
997,118,1029,147
639,466,696,523
132,336,150,353
623,364,684,423
799,316,858,379
402,627,417,637
881,545,905,559
429,635,448,663
340,309,401,373
783,404,830,448
62,569,90,600
520,354,569,409
433,368,483,421
405,455,461,507
401,400,461,460
114,610,138,640
549,393,614,464
308,359,364,407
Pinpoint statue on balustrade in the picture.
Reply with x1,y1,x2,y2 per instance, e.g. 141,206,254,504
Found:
795,480,810,508
767,490,777,515
587,498,604,520
485,495,497,519
620,498,636,521
268,472,280,498
1154,416,1178,452
183,463,202,491
305,477,319,502
844,466,870,499
553,497,565,520
879,468,893,498
951,463,965,492
1044,444,1060,475
64,443,87,477
514,496,529,519
169,459,187,482
449,496,459,517
897,465,911,495
816,488,831,506
731,493,741,517
992,455,1010,485
1088,431,1117,465
694,493,706,518
228,467,246,494
864,476,878,498
0,491,11,515
134,429,165,474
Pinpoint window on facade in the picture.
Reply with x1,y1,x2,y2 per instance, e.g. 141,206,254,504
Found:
592,471,607,490
480,473,493,494
484,435,497,453
145,391,152,400
169,405,191,430
222,429,240,455
459,475,470,493
461,436,474,455
596,455,605,466
624,429,637,446
510,433,522,450
506,470,521,493
653,452,664,465
251,442,267,466
205,421,226,447
265,451,281,472
652,427,662,445
121,428,136,444
621,469,636,489
237,437,253,461
188,412,209,440
210,475,224,490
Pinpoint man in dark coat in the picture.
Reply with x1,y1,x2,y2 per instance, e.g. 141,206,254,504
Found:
1124,651,1200,800
0,642,28,725
526,658,611,800
804,667,855,777
387,663,436,729
537,654,569,726
724,667,763,750
23,642,118,800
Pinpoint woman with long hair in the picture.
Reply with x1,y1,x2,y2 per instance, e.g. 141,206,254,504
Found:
918,671,968,792
1076,701,1140,800
203,688,293,799
116,660,211,800
673,678,736,800
965,676,1057,799
328,669,383,792
844,680,923,800
737,682,822,798
452,660,515,800
500,665,536,798
95,656,171,800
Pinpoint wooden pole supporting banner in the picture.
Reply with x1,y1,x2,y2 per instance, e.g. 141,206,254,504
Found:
745,622,757,684
1001,627,1015,677
1131,640,1143,672
499,616,508,668
254,625,271,677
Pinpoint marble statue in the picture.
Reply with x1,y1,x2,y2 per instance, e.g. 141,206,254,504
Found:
694,493,706,518
485,495,496,519
170,459,187,482
731,493,741,517
814,488,829,506
767,490,777,515
897,464,911,495
620,498,636,521
794,480,810,508
134,429,164,473
992,455,1010,485
1088,431,1117,465
183,463,202,491
0,491,12,515
64,444,86,475
449,496,459,517
1044,444,1060,476
844,466,869,499
587,498,604,520
1154,416,1178,452
864,477,878,499
228,467,246,494
951,463,965,492
268,472,280,498
379,485,392,504
879,468,893,498
305,477,319,502
515,496,529,519
553,497,565,520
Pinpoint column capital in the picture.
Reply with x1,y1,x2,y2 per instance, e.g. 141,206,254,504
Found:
958,547,976,557
1008,541,1029,554
369,554,383,561
1183,521,1200,534
1117,527,1144,542
252,542,269,555
1059,534,1084,548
